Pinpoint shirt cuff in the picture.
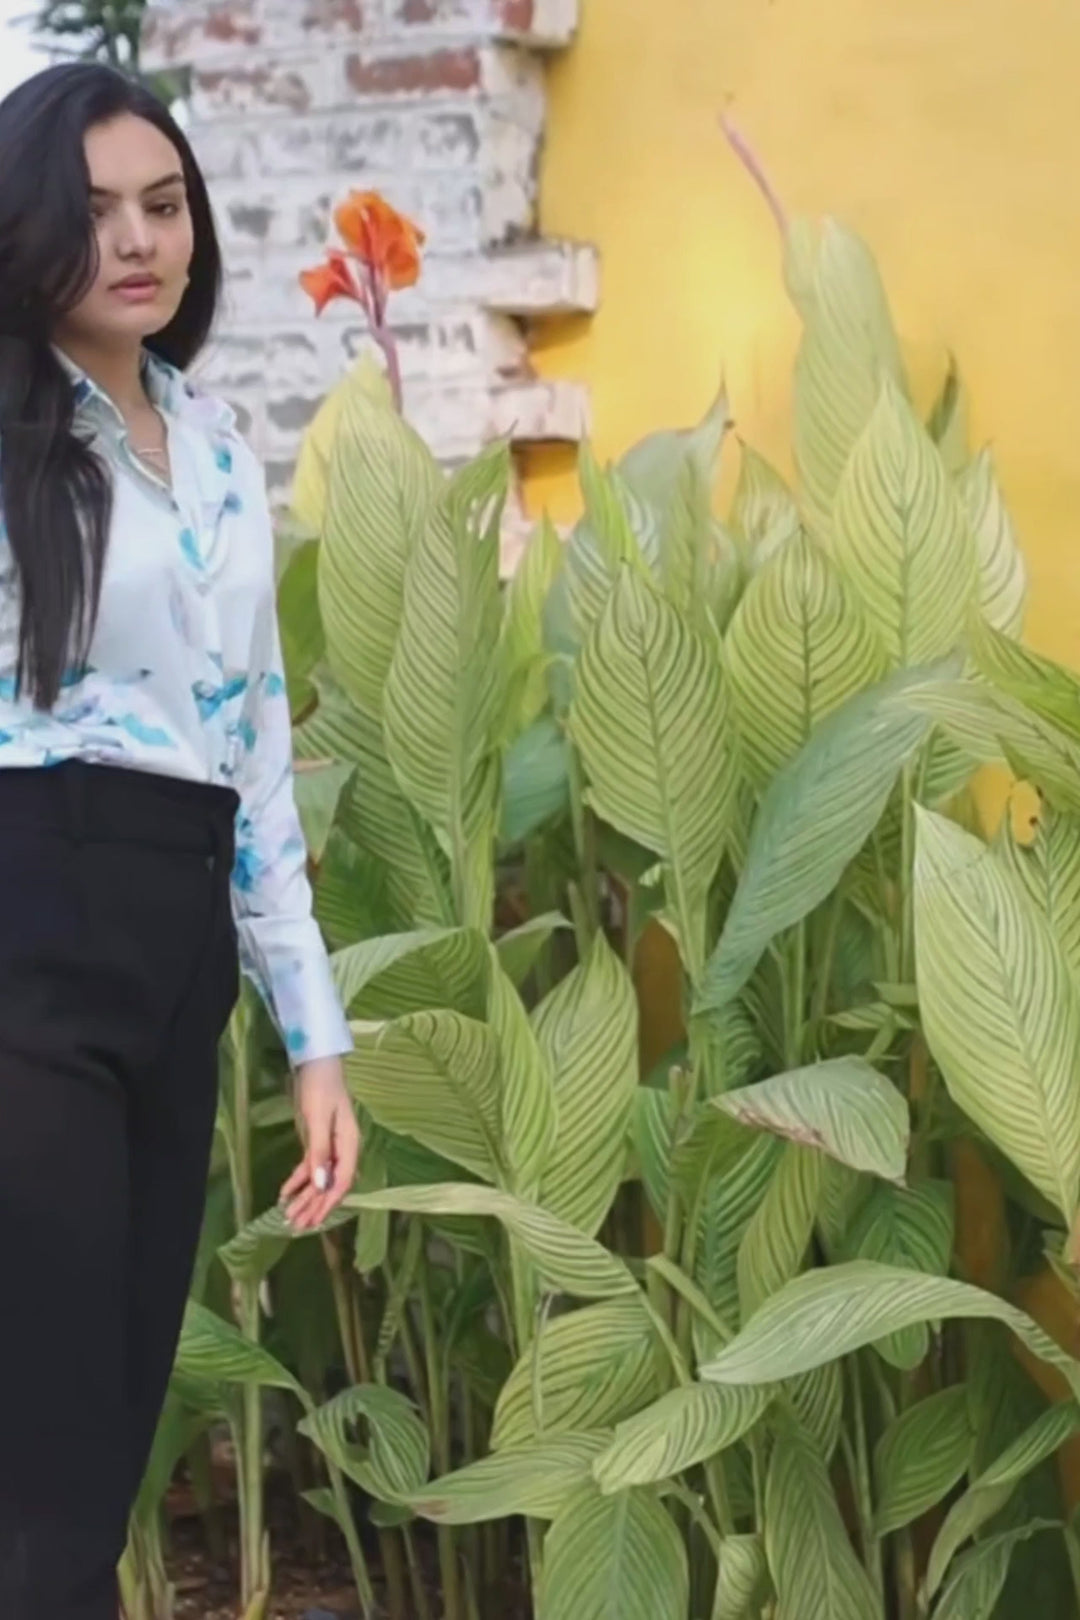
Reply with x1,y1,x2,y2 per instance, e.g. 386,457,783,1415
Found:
236,914,353,1067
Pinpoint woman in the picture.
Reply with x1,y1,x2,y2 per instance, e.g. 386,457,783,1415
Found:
0,62,360,1618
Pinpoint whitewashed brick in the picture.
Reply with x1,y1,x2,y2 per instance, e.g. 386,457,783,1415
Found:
145,0,593,520
219,240,596,329
143,0,578,67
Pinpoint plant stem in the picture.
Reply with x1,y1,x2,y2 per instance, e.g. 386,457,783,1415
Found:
321,1451,377,1619
846,1355,884,1601
809,887,844,1040
899,763,917,983
566,744,600,949
372,318,404,413
784,920,806,1069
404,1524,434,1620
418,1242,464,1620
228,997,268,1611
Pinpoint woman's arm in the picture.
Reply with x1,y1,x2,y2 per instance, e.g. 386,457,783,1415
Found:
232,514,359,1228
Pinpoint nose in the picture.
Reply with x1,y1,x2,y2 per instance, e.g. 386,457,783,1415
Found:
115,201,155,259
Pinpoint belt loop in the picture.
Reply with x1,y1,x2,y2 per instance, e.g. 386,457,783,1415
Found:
62,760,87,845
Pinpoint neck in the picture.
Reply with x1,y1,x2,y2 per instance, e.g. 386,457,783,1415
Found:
52,335,148,417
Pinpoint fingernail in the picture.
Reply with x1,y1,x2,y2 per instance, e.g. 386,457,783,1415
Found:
313,1165,330,1192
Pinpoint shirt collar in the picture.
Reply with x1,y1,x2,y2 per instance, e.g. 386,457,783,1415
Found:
52,344,236,439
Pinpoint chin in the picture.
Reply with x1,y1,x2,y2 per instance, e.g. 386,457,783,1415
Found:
104,303,181,343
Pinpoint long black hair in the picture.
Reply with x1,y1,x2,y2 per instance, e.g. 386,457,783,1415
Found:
0,63,222,708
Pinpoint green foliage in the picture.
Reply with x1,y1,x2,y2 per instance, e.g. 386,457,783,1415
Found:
162,191,1080,1620
31,0,185,102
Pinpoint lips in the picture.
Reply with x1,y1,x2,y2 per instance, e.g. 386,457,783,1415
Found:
112,276,161,292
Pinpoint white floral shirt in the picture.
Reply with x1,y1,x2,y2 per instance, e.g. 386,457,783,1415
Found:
0,347,352,1067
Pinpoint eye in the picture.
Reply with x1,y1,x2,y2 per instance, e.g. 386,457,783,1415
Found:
150,201,182,218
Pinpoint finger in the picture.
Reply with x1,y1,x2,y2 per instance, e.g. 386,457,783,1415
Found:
285,1182,323,1227
279,1160,310,1200
305,1106,335,1196
335,1114,362,1192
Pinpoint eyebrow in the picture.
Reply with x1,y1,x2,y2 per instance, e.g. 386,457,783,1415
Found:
89,172,185,199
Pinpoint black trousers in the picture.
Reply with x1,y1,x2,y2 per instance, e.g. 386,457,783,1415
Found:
0,760,240,1619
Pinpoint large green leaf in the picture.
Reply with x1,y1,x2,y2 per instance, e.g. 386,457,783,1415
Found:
925,1402,1080,1601
617,391,730,623
845,1181,954,1369
292,759,353,863
565,448,652,638
695,666,937,1012
320,383,441,718
347,1012,503,1183
592,1382,770,1493
874,1385,973,1537
410,1433,608,1523
926,355,969,476
699,1263,1080,1398
996,805,1080,985
784,215,907,539
533,933,639,1236
789,1362,844,1462
495,912,571,988
313,827,393,948
726,532,887,786
913,808,1080,1223
218,1202,354,1287
569,567,737,976
175,1301,302,1398
331,927,486,1019
730,443,800,567
737,1142,822,1320
277,537,323,720
487,946,557,1198
297,673,451,926
765,1418,884,1620
499,514,563,742
501,716,571,845
298,1383,429,1503
693,1132,782,1345
932,1522,1061,1620
346,1183,638,1301
540,1483,688,1620
959,447,1026,638
492,1297,656,1449
713,1535,769,1620
830,378,974,666
383,447,509,929
971,615,1080,743
900,677,1080,816
715,1057,908,1183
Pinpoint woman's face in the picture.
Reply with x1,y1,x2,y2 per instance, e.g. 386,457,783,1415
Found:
53,113,195,351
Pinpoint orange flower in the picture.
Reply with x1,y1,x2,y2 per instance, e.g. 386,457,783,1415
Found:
299,250,360,315
334,190,425,290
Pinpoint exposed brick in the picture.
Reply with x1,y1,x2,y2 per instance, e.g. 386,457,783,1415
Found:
192,61,323,119
385,0,578,47
329,107,482,175
259,118,334,179
497,0,534,29
145,0,591,538
345,47,481,97
301,0,363,32
206,8,262,45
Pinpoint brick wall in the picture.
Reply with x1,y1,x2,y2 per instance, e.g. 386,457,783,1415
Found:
141,0,595,557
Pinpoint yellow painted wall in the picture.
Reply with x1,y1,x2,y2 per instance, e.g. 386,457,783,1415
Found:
524,0,1080,670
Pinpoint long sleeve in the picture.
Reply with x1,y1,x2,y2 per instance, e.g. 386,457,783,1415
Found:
231,604,353,1068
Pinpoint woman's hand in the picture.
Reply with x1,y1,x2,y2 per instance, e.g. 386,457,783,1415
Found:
279,1056,362,1231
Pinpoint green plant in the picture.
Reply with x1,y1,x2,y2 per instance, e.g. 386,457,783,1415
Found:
28,0,185,102
167,137,1080,1620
